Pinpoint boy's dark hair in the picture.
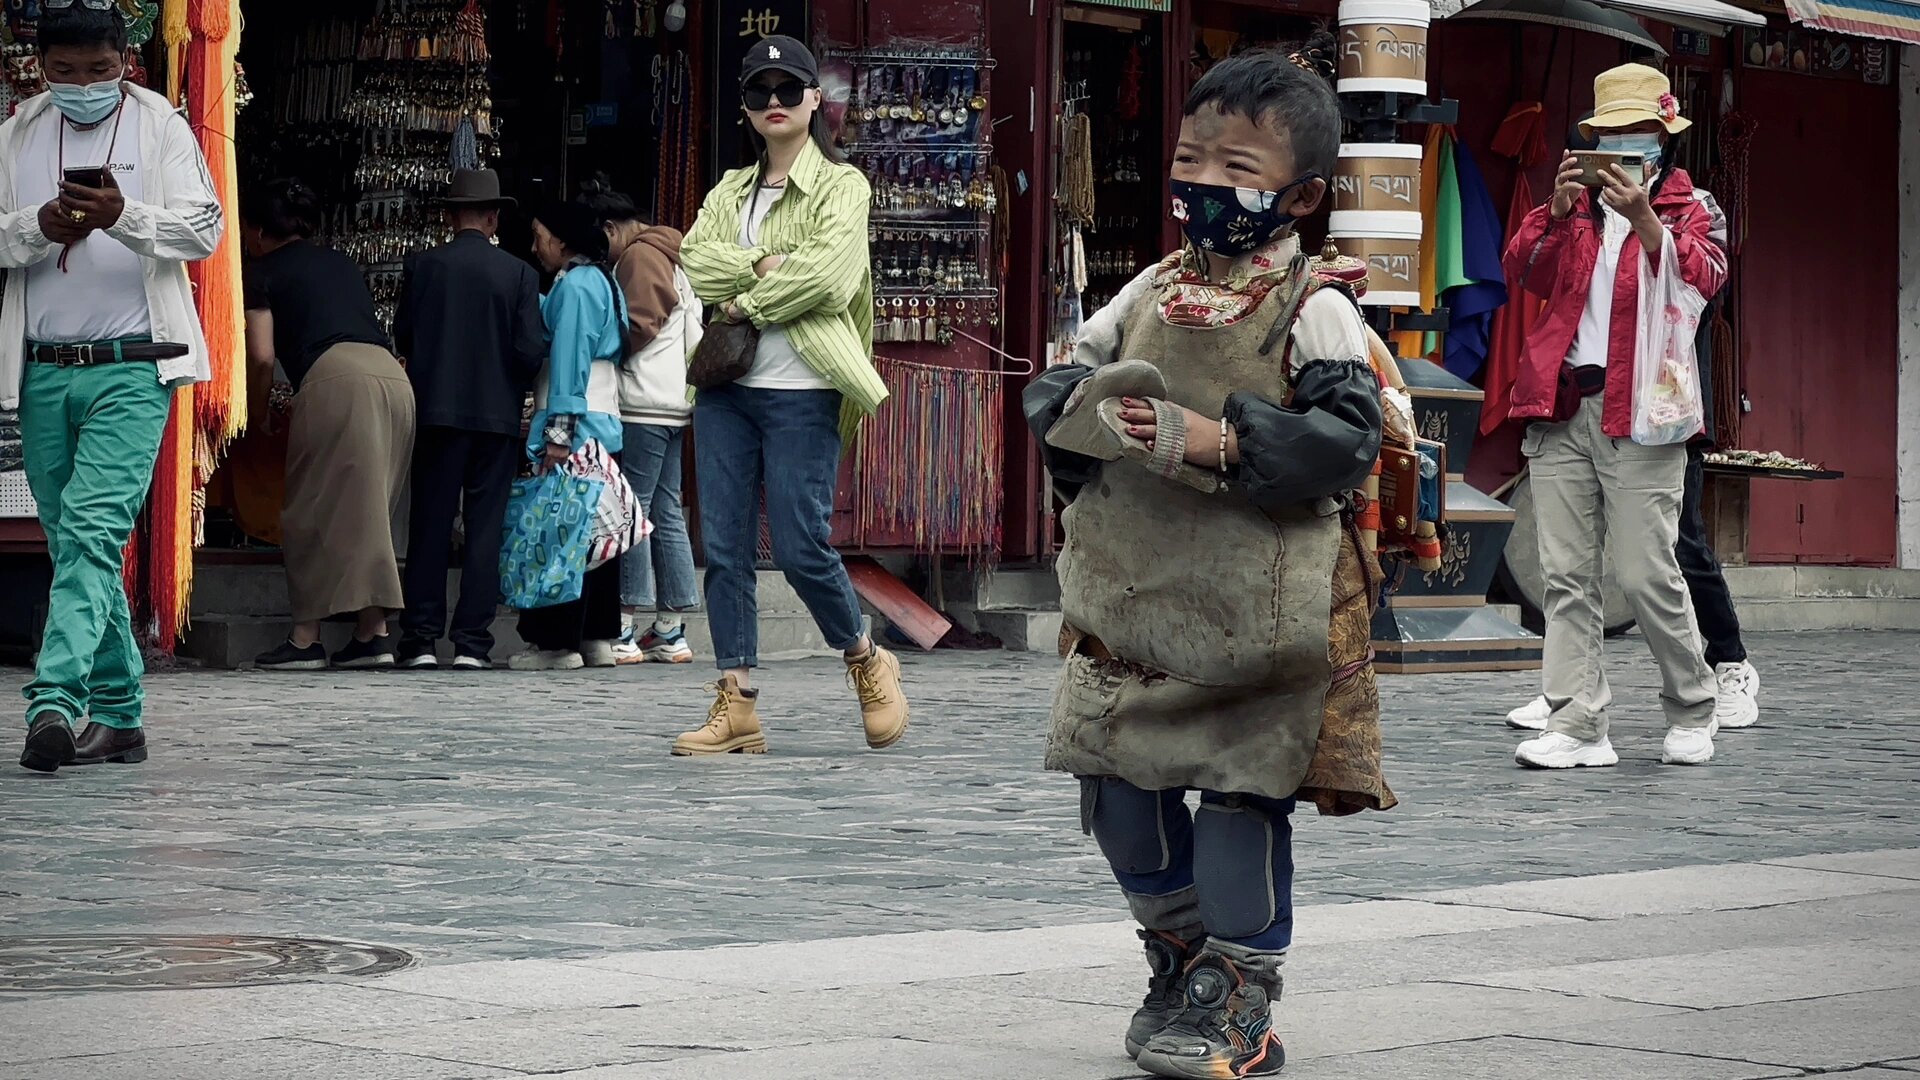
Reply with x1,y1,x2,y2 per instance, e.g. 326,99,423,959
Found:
578,172,649,226
38,7,129,53
243,178,323,241
1183,33,1341,179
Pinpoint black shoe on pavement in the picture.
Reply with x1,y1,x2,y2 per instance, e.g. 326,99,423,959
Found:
256,640,328,671
20,711,76,773
398,640,440,669
70,722,148,765
331,636,396,670
450,653,493,671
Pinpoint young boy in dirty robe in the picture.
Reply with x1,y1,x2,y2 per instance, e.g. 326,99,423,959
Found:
1023,41,1396,1080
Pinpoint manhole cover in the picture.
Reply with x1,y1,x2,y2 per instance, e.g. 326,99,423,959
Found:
0,935,414,992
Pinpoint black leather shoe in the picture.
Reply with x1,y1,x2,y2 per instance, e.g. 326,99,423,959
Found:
19,711,76,773
70,722,148,766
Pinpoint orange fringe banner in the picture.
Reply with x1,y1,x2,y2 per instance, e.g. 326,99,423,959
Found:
130,0,243,652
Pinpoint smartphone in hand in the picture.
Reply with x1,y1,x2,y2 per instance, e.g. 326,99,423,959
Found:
63,166,108,190
1572,151,1645,187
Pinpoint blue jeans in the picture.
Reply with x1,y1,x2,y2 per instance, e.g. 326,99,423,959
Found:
618,422,701,613
1093,778,1297,951
693,384,864,670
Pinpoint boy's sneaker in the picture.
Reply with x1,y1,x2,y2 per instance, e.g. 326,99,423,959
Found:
1126,930,1207,1060
1662,725,1716,765
508,648,584,671
1515,731,1619,769
451,653,492,671
1136,948,1286,1079
639,626,694,664
1506,695,1551,730
256,640,328,672
1713,661,1760,729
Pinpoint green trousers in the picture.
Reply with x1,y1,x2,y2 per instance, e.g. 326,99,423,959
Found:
19,361,174,730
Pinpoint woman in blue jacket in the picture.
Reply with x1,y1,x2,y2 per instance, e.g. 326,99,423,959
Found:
511,202,630,671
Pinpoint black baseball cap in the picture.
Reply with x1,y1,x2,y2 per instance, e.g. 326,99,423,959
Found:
740,35,819,88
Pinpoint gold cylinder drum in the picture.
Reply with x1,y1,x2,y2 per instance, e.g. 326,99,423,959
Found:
1333,142,1423,214
1329,210,1424,308
1336,0,1431,96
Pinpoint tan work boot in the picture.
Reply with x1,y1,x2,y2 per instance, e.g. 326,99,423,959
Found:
672,676,768,756
846,645,908,749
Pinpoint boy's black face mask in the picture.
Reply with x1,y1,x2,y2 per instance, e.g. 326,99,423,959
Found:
1169,175,1319,256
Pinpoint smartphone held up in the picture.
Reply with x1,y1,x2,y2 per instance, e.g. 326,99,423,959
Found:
1572,151,1644,187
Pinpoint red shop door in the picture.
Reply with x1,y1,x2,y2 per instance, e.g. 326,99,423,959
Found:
1736,70,1898,565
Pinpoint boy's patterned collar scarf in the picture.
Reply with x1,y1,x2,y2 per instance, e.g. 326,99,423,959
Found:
1151,233,1302,330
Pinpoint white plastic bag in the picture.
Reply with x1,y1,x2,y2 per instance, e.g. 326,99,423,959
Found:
1630,229,1708,446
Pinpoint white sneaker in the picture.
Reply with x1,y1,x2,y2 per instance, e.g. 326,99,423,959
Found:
639,625,695,664
1515,731,1619,769
611,628,645,665
1712,661,1760,729
580,639,619,668
1506,696,1551,731
508,648,585,671
1662,725,1716,765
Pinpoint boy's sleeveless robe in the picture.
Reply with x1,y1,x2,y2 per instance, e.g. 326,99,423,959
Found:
1049,266,1396,814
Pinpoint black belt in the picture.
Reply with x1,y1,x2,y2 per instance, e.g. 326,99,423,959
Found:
27,341,190,367
1568,364,1607,398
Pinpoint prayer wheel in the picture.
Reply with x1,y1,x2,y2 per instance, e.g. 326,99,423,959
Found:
1333,142,1422,214
1336,0,1431,96
1328,210,1423,307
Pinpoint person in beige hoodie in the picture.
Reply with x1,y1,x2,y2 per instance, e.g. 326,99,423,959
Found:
583,180,703,664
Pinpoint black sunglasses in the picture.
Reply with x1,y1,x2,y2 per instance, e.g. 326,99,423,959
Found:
743,80,810,112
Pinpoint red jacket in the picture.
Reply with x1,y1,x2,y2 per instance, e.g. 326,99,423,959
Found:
1502,168,1727,438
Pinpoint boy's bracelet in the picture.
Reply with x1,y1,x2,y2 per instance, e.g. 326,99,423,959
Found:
1218,417,1230,473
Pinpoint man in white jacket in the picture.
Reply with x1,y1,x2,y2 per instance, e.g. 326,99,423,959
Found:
1,4,222,772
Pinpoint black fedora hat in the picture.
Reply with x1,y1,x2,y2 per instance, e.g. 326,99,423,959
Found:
444,169,516,208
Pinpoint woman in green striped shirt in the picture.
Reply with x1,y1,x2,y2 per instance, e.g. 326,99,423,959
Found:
675,35,907,759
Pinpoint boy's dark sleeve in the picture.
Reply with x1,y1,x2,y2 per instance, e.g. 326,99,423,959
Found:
1023,364,1103,502
1224,290,1383,508
1225,360,1383,508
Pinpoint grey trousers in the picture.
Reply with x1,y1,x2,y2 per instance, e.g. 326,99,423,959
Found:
1524,395,1716,739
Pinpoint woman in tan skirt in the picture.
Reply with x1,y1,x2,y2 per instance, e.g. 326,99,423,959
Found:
240,179,416,671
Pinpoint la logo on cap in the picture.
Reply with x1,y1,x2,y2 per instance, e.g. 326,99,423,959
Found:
769,45,782,58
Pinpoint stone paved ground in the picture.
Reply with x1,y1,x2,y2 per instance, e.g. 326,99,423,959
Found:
1,630,1917,1078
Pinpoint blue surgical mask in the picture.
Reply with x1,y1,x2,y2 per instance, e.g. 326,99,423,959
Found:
1595,133,1663,170
1170,176,1319,257
48,78,124,125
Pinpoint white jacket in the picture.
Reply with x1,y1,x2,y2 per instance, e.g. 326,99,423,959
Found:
618,265,703,428
0,83,224,409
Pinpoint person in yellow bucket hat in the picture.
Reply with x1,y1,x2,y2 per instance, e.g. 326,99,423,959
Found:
1504,103,1762,740
1500,62,1731,770
1582,61,1692,141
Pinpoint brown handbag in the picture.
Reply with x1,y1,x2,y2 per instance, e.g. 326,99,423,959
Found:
686,316,759,390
